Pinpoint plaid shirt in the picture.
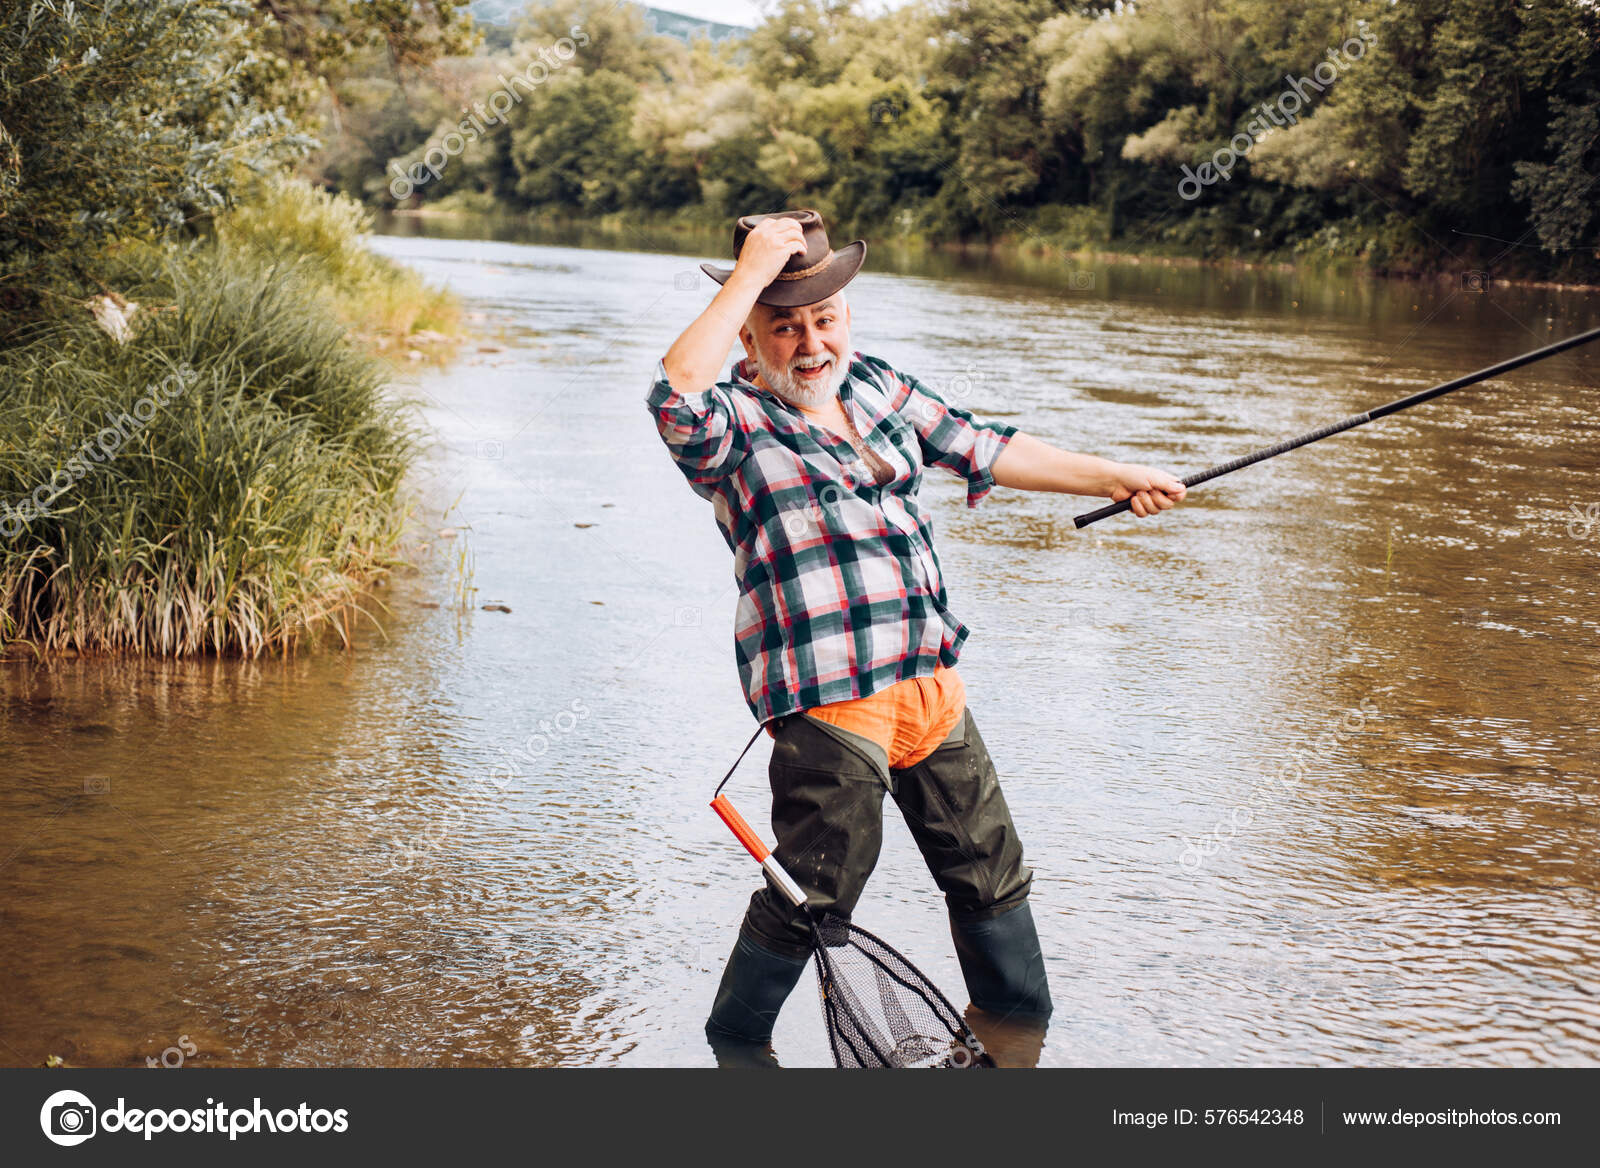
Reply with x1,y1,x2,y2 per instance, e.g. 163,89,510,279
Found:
647,350,1017,724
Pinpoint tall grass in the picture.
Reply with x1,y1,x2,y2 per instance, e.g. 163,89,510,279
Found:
0,244,421,657
216,175,462,346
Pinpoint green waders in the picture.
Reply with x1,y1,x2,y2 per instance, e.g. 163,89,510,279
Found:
706,705,1052,1046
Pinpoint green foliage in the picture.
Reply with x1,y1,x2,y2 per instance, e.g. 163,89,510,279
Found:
220,174,382,288
1512,94,1600,254
244,0,479,123
297,0,1600,280
0,4,467,662
0,243,419,657
0,0,476,316
0,0,316,306
510,70,644,214
215,174,462,342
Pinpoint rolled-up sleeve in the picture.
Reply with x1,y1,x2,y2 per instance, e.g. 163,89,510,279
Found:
645,358,748,496
873,357,1018,508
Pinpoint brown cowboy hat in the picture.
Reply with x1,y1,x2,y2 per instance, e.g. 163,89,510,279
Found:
700,209,866,307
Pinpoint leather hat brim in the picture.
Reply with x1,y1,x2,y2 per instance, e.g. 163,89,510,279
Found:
699,240,865,307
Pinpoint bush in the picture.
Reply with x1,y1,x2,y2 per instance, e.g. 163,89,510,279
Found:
0,244,419,657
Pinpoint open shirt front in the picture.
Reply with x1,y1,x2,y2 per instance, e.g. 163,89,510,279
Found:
646,350,1017,723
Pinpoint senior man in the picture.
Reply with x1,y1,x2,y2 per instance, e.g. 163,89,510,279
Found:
647,209,1185,1053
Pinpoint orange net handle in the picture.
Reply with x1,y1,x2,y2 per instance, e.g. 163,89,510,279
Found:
710,795,770,862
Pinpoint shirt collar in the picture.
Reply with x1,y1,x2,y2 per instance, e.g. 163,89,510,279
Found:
731,356,761,389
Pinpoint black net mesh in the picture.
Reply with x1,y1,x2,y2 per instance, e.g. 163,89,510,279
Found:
810,913,993,1069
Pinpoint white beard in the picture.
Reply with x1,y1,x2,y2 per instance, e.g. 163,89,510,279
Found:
754,347,849,409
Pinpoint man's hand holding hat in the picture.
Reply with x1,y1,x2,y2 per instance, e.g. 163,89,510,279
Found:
733,217,810,288
663,210,857,395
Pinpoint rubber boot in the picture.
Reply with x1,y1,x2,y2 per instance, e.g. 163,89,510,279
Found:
949,900,1052,1020
705,929,811,1046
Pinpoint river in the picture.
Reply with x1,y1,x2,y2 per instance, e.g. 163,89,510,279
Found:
3,217,1598,1067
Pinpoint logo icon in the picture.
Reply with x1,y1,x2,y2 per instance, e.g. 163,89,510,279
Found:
869,96,903,123
40,1089,96,1146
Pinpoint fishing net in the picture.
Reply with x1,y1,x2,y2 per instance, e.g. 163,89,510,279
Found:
708,767,991,1069
810,912,993,1069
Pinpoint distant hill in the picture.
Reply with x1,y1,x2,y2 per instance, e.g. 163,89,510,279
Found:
468,1,749,42
638,6,748,42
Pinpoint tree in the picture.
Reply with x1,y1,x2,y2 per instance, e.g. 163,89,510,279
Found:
1512,93,1600,253
247,0,478,115
510,71,644,214
0,0,314,310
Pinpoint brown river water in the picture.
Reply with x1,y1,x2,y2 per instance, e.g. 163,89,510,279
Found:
3,218,1598,1067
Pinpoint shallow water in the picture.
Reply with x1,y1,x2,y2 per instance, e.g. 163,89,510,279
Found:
3,220,1598,1067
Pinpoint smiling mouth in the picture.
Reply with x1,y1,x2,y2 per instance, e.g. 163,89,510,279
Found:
791,357,832,380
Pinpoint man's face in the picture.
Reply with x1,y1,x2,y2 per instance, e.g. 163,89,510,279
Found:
740,294,852,409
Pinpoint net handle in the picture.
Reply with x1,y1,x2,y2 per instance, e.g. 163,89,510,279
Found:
710,794,768,861
709,793,809,909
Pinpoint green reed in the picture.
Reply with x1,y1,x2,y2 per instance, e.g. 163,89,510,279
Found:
0,245,422,657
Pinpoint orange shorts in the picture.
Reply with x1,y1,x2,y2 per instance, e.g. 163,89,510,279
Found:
768,664,967,771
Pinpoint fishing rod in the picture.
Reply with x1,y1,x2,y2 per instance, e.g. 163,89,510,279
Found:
1073,323,1600,529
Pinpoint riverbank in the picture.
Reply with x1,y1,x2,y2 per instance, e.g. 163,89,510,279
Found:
394,200,1600,293
0,179,468,661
